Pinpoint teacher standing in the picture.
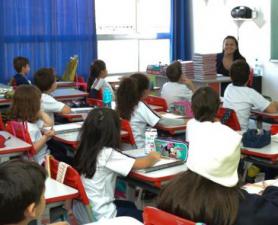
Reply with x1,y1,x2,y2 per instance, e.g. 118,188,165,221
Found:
216,35,246,95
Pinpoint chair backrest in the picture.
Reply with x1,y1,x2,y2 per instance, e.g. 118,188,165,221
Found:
86,98,104,107
216,107,241,131
48,156,90,205
74,75,88,91
144,95,168,112
143,207,204,225
271,124,278,135
5,120,36,156
121,119,136,146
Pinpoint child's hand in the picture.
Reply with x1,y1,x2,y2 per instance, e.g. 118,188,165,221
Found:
147,151,161,164
43,129,55,138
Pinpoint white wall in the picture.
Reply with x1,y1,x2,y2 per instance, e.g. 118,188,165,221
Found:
192,0,278,99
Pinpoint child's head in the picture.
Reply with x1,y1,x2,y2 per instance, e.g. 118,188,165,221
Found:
11,85,41,122
191,87,220,122
130,73,150,99
13,56,30,74
157,170,240,225
230,59,250,86
34,68,56,93
74,108,121,178
166,61,182,82
87,59,107,92
0,159,47,225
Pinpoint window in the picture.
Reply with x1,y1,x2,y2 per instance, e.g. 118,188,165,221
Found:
95,0,171,74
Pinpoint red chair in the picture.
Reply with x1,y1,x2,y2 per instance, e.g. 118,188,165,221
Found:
271,124,278,135
143,207,204,225
47,156,94,222
86,98,104,107
216,107,241,131
5,120,36,157
74,75,88,91
144,95,168,112
121,119,136,147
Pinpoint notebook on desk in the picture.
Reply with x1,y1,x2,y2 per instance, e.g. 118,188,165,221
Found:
122,149,185,173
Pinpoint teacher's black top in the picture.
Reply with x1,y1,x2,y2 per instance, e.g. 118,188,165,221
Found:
216,52,245,76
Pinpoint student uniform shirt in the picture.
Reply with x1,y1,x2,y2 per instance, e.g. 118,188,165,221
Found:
81,147,135,221
13,73,31,86
90,78,115,99
130,101,160,148
161,82,193,107
41,93,65,121
223,84,270,131
27,120,49,164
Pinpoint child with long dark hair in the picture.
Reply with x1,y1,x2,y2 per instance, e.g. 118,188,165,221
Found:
87,59,114,99
116,73,185,148
74,108,160,222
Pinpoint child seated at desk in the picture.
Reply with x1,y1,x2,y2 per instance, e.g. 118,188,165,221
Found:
158,113,278,225
73,108,160,223
223,60,278,131
161,61,196,107
87,59,114,99
12,56,31,86
34,67,71,121
116,73,185,149
0,159,67,225
11,85,54,164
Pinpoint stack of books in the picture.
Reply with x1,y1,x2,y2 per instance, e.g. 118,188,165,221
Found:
180,61,194,79
193,53,217,80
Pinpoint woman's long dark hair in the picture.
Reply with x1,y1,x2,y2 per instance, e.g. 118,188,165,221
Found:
222,36,245,60
87,59,106,92
74,108,120,178
157,171,242,225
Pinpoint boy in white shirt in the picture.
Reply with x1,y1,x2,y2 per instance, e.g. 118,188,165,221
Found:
161,61,196,107
34,68,71,121
223,60,278,131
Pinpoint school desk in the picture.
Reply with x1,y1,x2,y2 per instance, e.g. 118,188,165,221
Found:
41,178,79,225
53,128,129,148
85,216,144,225
192,74,231,94
241,140,278,163
0,130,32,160
59,107,93,122
0,97,11,106
56,81,76,88
52,88,88,102
45,177,79,203
251,110,278,120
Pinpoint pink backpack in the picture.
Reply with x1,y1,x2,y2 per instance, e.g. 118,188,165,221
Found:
169,100,193,118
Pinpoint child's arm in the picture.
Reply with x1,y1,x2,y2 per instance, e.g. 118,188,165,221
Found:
60,105,71,114
132,151,160,170
264,101,278,113
180,75,196,92
33,129,55,152
38,111,54,127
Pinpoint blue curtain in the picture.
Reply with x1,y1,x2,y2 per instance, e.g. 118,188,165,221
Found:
0,0,97,84
170,0,193,61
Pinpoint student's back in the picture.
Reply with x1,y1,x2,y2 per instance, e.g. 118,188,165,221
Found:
161,61,195,107
223,60,278,131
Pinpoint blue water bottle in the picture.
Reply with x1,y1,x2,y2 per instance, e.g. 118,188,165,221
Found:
103,87,112,108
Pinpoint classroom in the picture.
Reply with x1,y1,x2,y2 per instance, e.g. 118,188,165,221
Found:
1,1,278,225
